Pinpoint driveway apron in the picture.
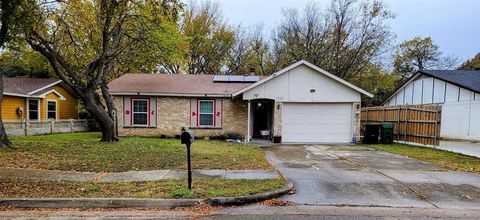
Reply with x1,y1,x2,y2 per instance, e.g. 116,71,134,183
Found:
263,145,480,210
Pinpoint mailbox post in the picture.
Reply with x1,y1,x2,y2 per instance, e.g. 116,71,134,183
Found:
180,127,193,190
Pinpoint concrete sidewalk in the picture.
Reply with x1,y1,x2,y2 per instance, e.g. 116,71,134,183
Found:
438,140,480,158
0,167,279,182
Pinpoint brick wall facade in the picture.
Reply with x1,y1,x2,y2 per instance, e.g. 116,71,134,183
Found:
114,96,248,138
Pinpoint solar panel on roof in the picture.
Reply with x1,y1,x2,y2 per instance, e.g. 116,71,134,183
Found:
213,76,229,81
213,75,260,83
244,76,260,82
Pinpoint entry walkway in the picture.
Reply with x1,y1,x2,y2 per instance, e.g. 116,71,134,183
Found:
0,167,279,182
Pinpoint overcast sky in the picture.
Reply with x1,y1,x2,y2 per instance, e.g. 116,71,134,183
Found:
217,0,480,62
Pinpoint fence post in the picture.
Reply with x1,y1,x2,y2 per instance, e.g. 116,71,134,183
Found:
404,106,408,143
24,119,28,136
49,120,53,134
397,106,401,142
382,108,385,123
70,119,74,132
365,107,368,124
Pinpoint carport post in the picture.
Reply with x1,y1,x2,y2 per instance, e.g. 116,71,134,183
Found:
247,100,251,142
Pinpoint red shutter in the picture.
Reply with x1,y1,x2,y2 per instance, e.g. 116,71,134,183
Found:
190,98,197,127
123,96,131,126
149,97,157,127
215,98,222,128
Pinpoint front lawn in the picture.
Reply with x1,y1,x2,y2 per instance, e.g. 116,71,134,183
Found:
0,132,271,172
369,143,480,173
0,177,286,199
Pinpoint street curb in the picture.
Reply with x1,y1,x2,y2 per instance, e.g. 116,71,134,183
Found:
207,181,295,206
0,181,294,208
0,198,202,209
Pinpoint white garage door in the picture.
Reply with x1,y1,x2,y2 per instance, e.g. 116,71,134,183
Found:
282,103,353,143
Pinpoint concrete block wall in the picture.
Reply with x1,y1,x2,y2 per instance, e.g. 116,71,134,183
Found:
352,102,361,142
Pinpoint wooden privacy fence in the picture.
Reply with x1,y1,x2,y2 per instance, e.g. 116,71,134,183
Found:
360,105,442,146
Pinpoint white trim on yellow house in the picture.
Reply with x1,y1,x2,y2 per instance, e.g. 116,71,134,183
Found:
27,80,62,95
6,89,66,100
38,89,66,100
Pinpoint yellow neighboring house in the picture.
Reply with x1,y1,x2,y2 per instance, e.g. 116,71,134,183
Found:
2,77,79,121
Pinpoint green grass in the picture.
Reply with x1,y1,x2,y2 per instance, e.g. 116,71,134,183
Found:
368,143,480,173
0,177,286,199
0,132,271,172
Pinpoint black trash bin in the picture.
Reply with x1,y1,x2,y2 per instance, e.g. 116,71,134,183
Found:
381,122,394,144
363,123,381,144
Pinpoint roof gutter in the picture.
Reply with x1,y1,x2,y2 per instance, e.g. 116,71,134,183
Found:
109,92,232,98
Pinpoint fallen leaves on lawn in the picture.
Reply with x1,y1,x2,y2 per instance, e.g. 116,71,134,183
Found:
258,198,296,206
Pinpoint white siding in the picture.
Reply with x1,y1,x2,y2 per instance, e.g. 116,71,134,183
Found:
388,97,396,106
243,64,361,102
445,83,459,103
384,74,478,106
412,80,423,104
396,89,405,105
422,78,434,104
459,88,472,101
441,100,480,141
433,79,446,103
404,83,414,104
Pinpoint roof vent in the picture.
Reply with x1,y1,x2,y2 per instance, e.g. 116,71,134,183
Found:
249,67,256,76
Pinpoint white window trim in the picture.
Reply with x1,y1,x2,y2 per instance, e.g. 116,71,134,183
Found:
198,100,215,127
132,98,149,127
26,99,40,121
46,99,58,120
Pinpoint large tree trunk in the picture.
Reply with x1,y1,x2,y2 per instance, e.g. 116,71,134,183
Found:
83,89,117,142
0,76,12,148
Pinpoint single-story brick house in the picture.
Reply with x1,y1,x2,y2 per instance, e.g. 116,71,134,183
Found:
108,60,373,143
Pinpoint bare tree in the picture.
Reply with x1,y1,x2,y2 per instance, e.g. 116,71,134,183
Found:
224,26,253,74
272,0,394,80
393,36,460,79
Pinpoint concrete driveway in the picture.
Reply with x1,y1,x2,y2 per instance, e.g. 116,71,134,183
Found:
263,145,480,210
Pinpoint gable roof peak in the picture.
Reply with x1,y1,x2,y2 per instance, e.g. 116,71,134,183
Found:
233,60,373,98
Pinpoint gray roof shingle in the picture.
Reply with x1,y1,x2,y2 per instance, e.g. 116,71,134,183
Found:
3,77,61,95
419,70,480,93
